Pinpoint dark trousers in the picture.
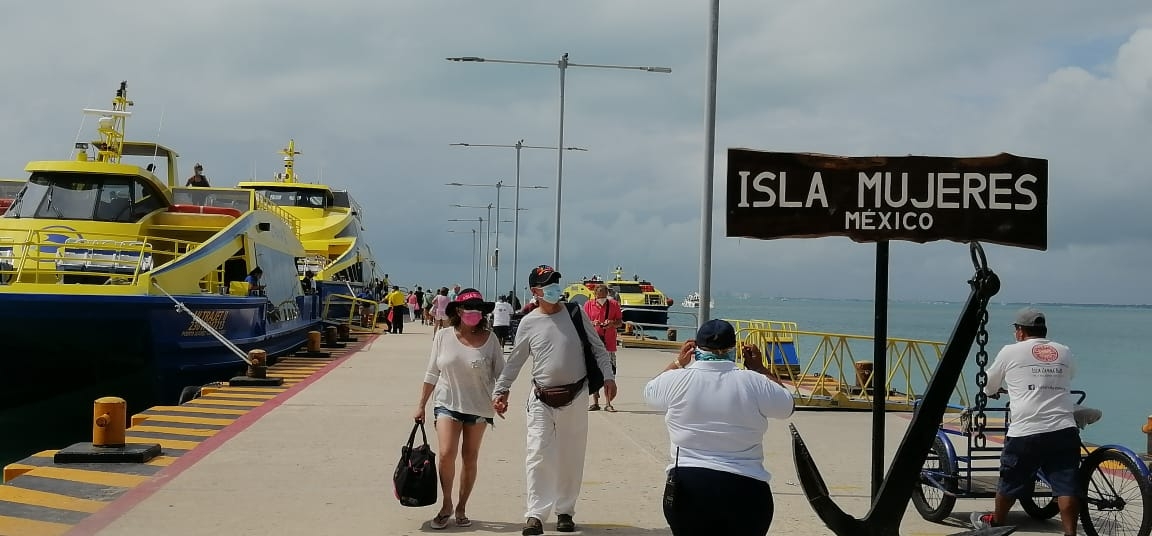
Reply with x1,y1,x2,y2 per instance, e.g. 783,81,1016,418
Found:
664,467,773,536
390,306,406,333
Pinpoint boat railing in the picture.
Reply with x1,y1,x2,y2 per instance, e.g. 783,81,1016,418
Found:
0,229,201,285
321,293,379,332
734,325,968,410
252,192,301,236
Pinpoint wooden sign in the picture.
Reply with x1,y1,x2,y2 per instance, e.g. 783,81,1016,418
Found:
726,150,1048,250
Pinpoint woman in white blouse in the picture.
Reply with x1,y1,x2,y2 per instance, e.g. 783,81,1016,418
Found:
413,288,504,529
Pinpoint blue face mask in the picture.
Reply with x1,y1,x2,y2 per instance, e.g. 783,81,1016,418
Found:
694,348,736,362
538,284,564,304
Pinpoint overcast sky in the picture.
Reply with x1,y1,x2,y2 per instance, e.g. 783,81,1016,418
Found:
2,1,1150,304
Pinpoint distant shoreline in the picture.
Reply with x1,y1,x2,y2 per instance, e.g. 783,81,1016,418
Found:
674,294,1151,309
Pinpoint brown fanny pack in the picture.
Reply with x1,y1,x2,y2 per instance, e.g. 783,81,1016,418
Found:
533,377,587,408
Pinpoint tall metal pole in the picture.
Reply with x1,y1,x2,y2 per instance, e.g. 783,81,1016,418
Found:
698,1,719,327
494,181,502,300
872,241,890,499
484,208,492,296
513,141,523,304
471,228,478,288
553,53,568,270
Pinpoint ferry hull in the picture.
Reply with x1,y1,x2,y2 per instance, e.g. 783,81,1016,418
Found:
0,293,321,410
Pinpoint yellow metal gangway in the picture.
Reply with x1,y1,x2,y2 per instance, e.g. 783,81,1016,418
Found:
735,322,969,411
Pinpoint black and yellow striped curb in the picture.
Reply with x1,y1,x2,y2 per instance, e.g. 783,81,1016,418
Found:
0,331,378,536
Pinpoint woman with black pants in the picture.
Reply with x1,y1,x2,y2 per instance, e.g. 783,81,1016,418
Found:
644,319,794,535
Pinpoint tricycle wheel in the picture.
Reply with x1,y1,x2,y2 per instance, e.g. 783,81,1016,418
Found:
1020,492,1059,520
1078,447,1151,536
912,434,957,522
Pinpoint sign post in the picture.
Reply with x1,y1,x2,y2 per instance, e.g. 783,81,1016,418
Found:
726,149,1048,499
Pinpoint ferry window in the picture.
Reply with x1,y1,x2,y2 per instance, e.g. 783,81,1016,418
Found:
94,180,132,221
611,283,644,294
131,180,164,218
331,191,350,208
306,195,325,208
3,179,47,218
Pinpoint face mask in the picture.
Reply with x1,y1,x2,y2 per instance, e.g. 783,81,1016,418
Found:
694,348,736,362
460,311,483,326
538,284,563,304
596,297,607,305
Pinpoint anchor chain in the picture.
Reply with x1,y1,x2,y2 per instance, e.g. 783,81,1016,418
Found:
969,242,992,449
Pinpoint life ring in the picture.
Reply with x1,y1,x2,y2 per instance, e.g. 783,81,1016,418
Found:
0,198,12,214
168,204,242,218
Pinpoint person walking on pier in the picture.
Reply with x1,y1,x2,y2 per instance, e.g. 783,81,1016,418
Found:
644,319,794,536
492,265,617,535
386,285,407,334
414,289,503,530
492,295,513,347
584,284,622,412
971,307,1080,536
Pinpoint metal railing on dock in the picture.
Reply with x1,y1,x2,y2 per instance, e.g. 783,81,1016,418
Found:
735,323,967,411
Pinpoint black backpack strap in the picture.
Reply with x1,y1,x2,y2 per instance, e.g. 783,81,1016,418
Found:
565,302,590,346
407,421,428,448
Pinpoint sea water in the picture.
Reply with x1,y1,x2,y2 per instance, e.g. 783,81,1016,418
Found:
671,296,1151,452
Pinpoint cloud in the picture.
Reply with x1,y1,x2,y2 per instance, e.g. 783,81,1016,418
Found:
0,1,1149,304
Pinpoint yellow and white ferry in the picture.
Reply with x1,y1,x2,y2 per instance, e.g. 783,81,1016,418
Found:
562,266,673,327
0,82,322,409
236,140,377,299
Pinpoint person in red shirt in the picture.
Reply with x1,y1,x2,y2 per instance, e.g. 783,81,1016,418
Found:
584,285,623,411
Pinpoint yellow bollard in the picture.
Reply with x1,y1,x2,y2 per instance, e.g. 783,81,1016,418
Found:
307,331,322,352
337,323,351,340
325,325,339,345
92,396,126,448
247,349,268,379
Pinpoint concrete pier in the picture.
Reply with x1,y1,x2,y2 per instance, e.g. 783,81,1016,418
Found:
6,322,1076,535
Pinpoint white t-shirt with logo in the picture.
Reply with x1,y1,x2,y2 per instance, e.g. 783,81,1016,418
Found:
492,301,513,327
982,337,1077,437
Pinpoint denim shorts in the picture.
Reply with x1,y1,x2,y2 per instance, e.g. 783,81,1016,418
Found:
999,426,1081,498
434,406,494,426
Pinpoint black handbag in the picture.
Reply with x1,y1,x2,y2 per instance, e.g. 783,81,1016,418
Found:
393,421,438,507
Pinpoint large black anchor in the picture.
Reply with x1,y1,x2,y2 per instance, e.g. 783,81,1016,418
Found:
790,243,1016,536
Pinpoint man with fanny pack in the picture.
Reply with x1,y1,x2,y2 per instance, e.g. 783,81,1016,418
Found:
492,265,617,535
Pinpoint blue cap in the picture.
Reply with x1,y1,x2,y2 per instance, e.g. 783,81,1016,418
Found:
695,319,736,350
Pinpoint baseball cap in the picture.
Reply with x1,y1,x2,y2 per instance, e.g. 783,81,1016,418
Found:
695,319,736,350
528,265,561,287
1012,307,1046,328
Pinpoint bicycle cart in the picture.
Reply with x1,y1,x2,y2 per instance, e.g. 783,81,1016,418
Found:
912,390,1152,535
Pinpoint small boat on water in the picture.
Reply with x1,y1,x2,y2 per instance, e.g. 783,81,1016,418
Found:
562,266,672,328
680,291,714,309
236,140,378,311
0,82,322,409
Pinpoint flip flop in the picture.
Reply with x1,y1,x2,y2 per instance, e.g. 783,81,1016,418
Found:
455,514,472,527
430,512,451,530
604,404,617,413
588,404,601,411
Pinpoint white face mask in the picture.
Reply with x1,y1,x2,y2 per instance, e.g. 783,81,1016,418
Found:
596,297,607,305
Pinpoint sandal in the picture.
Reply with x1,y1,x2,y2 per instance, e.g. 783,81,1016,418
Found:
430,512,451,530
604,404,617,412
588,403,600,411
455,514,472,527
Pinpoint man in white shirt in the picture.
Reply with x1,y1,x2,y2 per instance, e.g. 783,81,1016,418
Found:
492,295,514,347
971,308,1080,536
492,265,616,535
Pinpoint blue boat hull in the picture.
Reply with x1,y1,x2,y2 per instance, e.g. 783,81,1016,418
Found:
0,293,322,409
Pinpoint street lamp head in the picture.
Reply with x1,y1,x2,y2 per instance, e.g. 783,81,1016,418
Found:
450,143,470,147
445,182,464,186
645,66,673,73
446,56,485,62
564,147,589,151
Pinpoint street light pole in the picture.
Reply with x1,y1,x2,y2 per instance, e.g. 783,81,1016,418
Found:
494,181,502,300
450,143,572,304
447,55,671,271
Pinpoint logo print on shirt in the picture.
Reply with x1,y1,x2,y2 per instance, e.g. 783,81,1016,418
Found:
1032,344,1058,363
